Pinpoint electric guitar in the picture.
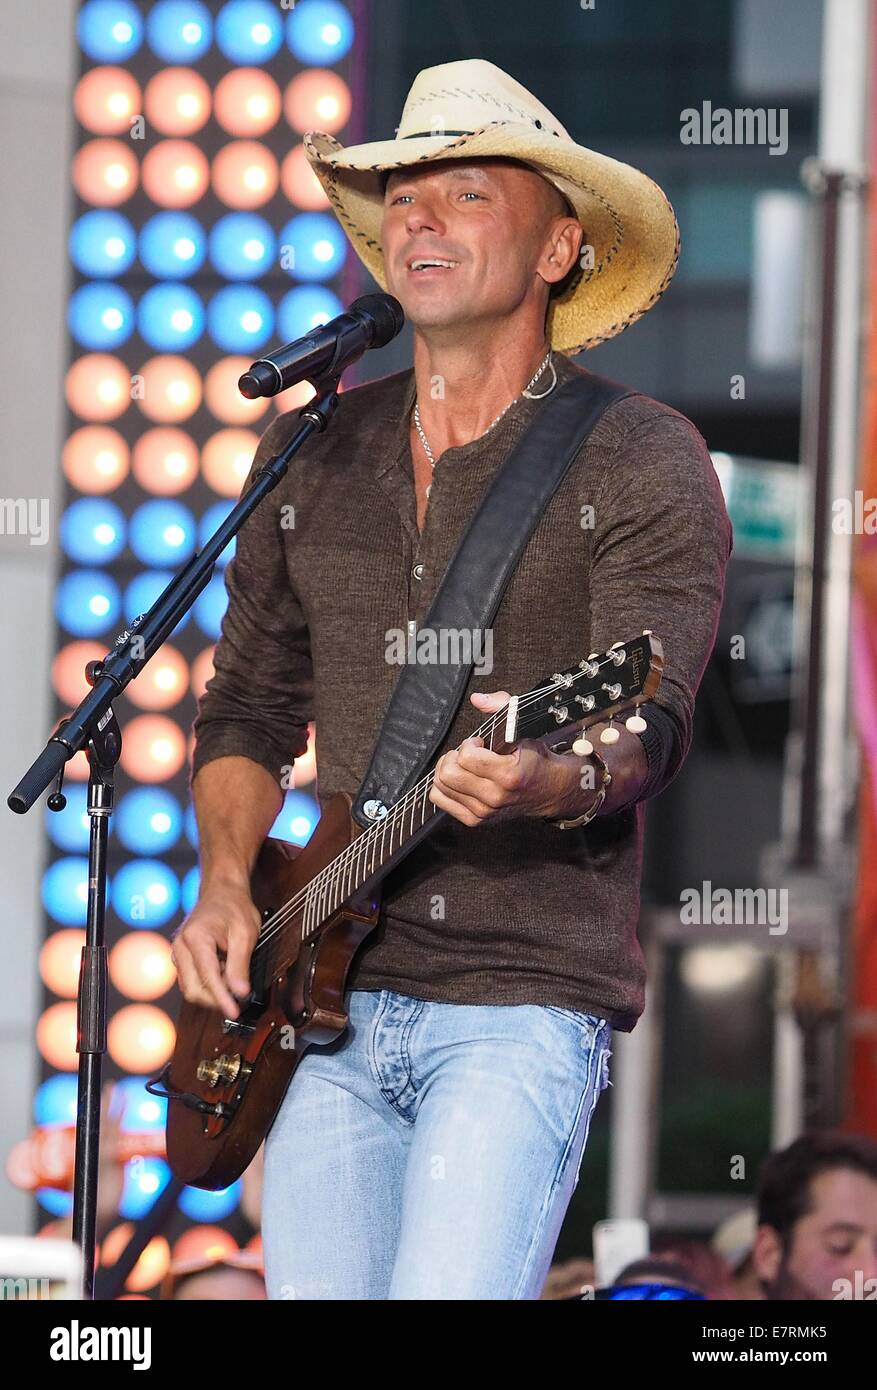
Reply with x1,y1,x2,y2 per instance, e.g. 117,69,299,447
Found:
153,632,663,1189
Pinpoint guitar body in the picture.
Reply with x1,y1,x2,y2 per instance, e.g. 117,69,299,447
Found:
165,791,381,1190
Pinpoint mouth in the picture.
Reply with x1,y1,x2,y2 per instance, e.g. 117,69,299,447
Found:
405,256,460,276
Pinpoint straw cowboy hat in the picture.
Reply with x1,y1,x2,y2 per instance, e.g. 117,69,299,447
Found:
303,59,680,354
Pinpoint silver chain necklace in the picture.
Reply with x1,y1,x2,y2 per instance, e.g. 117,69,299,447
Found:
413,349,556,469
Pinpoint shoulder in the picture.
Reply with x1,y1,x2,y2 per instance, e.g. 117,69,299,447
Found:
557,354,709,458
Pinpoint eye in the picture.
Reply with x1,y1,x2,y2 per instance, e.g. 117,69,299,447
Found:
388,193,413,204
825,1241,856,1258
460,191,485,201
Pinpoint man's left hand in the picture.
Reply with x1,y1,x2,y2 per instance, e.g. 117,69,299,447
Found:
428,690,568,827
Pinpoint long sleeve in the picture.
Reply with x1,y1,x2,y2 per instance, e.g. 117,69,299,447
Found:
189,414,314,794
588,408,733,802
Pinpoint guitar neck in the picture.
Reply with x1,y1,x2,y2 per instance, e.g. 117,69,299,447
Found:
302,711,510,933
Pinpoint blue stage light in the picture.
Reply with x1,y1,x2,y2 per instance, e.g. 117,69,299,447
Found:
184,803,199,849
129,500,197,566
37,1187,74,1217
137,283,205,351
181,864,200,913
179,1179,242,1221
55,570,121,637
271,790,320,846
287,0,354,64
42,857,94,926
45,784,91,854
207,285,273,352
198,501,236,567
279,212,347,282
70,211,137,277
77,0,144,62
194,574,229,639
35,1074,79,1127
124,572,192,634
60,497,127,565
121,1157,172,1218
208,213,276,280
277,285,343,341
115,1076,167,1131
111,859,180,928
146,1,213,62
139,212,207,278
216,0,284,63
68,283,135,351
116,788,184,854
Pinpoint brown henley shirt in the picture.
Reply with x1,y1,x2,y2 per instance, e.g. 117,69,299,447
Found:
190,350,732,1031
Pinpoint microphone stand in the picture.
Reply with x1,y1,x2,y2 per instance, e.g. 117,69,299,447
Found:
7,376,342,1299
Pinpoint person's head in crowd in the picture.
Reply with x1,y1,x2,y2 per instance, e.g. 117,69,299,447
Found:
161,1248,266,1300
614,1256,705,1295
650,1236,737,1299
753,1130,877,1300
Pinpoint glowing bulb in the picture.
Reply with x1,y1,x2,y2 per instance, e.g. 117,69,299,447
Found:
175,164,198,189
316,96,339,120
243,165,267,189
112,21,133,42
240,310,262,333
89,594,111,617
95,450,118,474
94,523,117,546
181,23,202,43
251,23,270,44
177,94,199,117
322,24,341,44
105,236,125,258
97,378,122,402
313,239,333,262
170,309,193,331
106,162,130,188
167,380,190,404
173,237,195,260
101,307,124,330
242,239,263,260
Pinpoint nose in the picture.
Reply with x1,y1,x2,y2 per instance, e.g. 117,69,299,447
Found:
403,190,445,237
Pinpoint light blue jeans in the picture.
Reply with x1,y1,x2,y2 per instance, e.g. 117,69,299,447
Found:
261,988,612,1300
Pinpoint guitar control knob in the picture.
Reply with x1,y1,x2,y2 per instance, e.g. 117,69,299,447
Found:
197,1054,242,1088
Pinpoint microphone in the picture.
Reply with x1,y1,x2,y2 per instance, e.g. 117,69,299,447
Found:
238,293,404,399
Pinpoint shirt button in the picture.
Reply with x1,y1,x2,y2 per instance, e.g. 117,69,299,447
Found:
412,563,424,580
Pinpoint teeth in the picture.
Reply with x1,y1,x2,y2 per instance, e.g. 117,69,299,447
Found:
411,259,457,270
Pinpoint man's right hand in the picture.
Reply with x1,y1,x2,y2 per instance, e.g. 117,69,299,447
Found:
171,882,262,1019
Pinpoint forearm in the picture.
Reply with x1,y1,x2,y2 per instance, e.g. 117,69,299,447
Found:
546,719,648,819
192,755,283,892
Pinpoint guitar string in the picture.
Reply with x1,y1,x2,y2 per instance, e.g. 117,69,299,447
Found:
249,651,629,970
250,651,631,968
249,679,557,966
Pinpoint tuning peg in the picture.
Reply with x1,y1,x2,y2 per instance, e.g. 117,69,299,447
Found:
625,713,648,734
572,734,594,756
599,722,620,745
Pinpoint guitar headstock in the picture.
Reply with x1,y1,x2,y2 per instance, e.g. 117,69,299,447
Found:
502,632,664,749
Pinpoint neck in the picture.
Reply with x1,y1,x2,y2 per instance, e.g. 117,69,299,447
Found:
411,324,551,454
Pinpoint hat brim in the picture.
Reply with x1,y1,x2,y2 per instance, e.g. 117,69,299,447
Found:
303,126,680,354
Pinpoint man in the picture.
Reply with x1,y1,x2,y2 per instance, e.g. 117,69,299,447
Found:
172,60,732,1299
753,1131,877,1300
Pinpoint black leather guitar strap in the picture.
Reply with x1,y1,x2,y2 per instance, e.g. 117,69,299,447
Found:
351,368,636,829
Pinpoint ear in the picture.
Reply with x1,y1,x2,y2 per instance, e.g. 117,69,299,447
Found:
751,1223,783,1286
539,218,584,288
